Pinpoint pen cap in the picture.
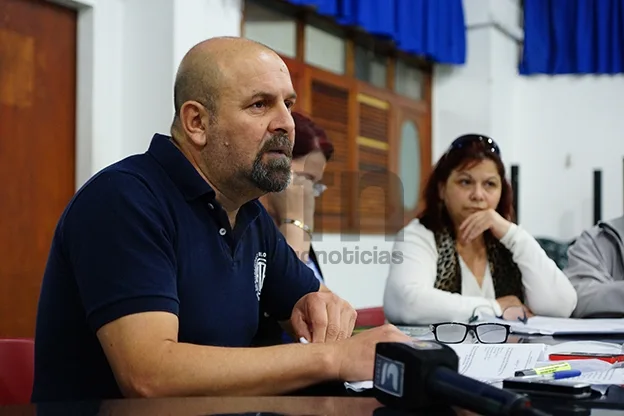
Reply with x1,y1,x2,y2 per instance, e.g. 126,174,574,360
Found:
552,369,581,380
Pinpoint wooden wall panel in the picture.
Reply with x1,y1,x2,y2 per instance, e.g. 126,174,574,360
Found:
0,0,77,338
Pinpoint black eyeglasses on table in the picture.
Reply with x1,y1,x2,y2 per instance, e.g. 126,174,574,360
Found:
429,322,511,344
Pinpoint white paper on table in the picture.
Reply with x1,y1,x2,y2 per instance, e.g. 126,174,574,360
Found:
479,316,624,336
344,343,546,391
568,368,624,386
545,340,624,355
345,380,373,392
564,368,624,396
449,343,545,381
536,358,615,373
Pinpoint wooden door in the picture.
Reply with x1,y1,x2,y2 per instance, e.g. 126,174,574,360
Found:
0,0,77,338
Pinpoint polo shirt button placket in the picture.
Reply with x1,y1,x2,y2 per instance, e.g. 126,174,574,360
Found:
219,228,226,236
207,203,214,210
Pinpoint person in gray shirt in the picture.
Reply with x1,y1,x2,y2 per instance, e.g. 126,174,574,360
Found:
564,215,624,318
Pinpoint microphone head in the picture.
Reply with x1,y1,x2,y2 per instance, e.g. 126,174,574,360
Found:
373,341,459,410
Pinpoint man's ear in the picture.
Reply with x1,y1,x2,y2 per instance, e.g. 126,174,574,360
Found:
179,101,208,147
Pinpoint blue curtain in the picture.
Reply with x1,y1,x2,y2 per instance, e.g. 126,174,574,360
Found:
284,0,466,65
520,0,624,75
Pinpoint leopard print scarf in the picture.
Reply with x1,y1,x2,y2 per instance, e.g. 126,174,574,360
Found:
433,227,524,302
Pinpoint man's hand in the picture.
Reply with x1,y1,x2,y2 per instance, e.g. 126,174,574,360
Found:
290,291,357,343
333,324,412,382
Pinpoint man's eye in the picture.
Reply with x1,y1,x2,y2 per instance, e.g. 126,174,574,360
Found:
252,101,265,109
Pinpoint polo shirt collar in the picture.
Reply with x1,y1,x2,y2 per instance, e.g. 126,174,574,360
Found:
146,134,264,224
147,133,216,201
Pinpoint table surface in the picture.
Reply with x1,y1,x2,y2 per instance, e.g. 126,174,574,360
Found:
0,396,469,416
4,328,624,416
2,395,624,416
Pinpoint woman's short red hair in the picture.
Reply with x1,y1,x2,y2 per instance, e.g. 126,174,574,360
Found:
291,111,334,161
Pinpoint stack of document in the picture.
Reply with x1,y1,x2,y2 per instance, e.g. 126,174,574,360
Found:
544,341,624,392
345,343,546,392
479,316,624,336
344,341,624,392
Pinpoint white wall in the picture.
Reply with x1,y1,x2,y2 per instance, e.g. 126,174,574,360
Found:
312,235,395,309
435,0,624,241
433,0,522,163
121,0,174,156
513,76,624,240
62,0,242,186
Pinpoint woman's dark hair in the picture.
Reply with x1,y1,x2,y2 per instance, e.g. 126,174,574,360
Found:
418,134,514,233
292,111,334,161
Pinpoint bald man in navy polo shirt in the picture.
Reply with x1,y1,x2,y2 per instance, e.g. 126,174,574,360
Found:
31,37,410,402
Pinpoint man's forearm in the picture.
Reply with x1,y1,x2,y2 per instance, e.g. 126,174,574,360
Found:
571,280,624,318
126,341,337,398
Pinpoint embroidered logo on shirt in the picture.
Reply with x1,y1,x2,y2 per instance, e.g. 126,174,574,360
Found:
254,252,267,301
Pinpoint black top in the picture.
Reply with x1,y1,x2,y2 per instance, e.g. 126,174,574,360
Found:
252,246,325,346
32,134,320,402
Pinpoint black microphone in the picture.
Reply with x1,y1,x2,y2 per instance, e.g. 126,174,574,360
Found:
372,341,551,416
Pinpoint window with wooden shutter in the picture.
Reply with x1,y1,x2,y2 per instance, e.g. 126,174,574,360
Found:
242,0,433,235
304,68,354,234
395,102,431,226
355,93,391,232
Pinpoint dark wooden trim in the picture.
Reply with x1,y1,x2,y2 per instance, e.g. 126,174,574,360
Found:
423,71,433,109
386,56,396,91
345,39,356,78
296,18,305,61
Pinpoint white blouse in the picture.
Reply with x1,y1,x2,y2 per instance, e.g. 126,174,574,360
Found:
383,219,578,324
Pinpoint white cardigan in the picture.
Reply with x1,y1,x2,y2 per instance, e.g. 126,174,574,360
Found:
383,219,578,324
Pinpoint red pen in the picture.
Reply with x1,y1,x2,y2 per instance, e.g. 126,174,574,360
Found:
549,352,624,364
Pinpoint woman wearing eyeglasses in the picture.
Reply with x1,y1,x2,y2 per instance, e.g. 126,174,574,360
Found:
383,134,578,325
253,112,333,346
260,111,332,282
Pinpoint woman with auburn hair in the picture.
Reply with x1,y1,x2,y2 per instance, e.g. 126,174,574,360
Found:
383,134,577,325
260,111,334,282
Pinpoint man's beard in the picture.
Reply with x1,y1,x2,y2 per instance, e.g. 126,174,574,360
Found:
249,134,293,192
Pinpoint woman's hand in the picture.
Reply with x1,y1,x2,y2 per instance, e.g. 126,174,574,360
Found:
459,208,511,242
496,295,523,311
497,296,535,320
266,172,316,227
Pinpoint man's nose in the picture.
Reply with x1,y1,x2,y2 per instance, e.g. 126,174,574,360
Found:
268,105,295,135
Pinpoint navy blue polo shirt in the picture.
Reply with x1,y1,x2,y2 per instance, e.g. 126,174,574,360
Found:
31,134,320,402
